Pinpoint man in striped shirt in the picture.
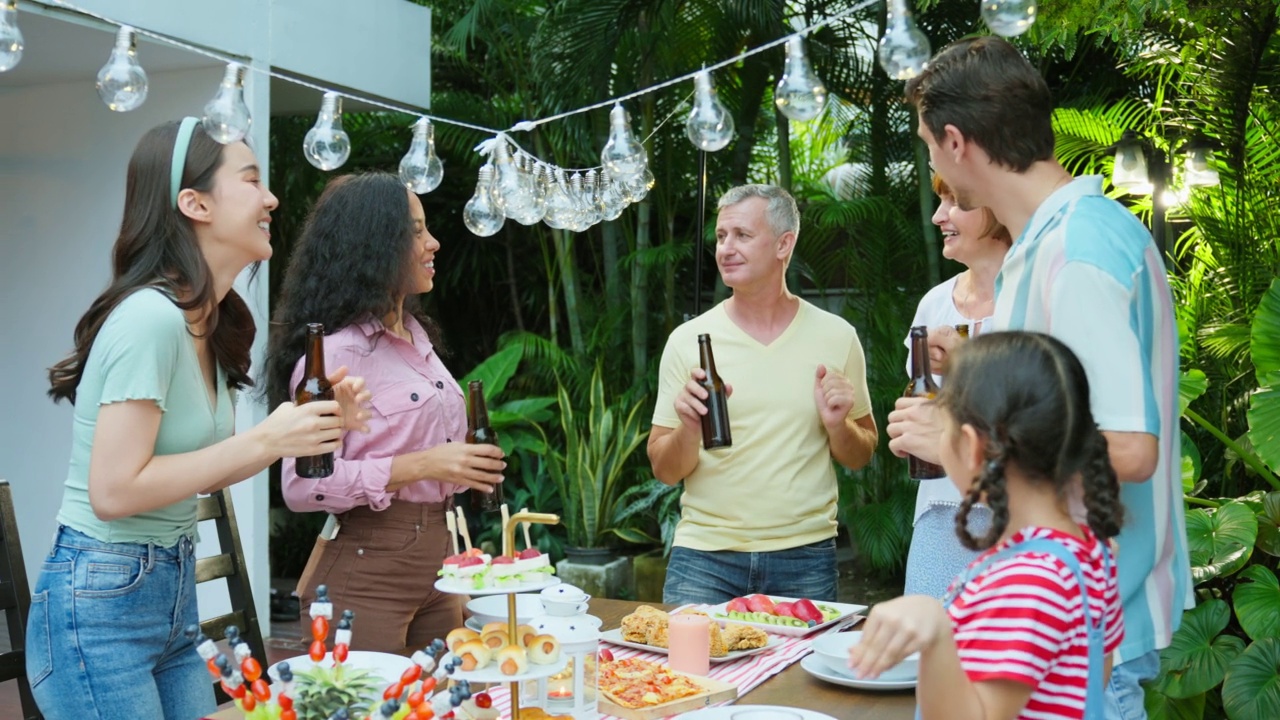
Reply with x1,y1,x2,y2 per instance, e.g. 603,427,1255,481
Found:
888,36,1193,720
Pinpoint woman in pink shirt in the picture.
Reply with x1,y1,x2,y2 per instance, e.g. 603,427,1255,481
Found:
265,172,506,651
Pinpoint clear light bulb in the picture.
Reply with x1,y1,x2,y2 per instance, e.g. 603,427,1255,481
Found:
0,0,23,73
621,165,655,204
599,170,629,221
303,92,351,171
600,104,648,183
583,169,605,227
542,169,577,230
565,173,594,232
495,142,543,225
878,0,932,81
686,70,735,152
202,63,252,144
399,118,444,193
96,26,148,112
463,165,506,237
775,37,827,122
981,0,1037,38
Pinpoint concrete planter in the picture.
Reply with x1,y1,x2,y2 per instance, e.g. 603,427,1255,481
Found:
556,549,634,599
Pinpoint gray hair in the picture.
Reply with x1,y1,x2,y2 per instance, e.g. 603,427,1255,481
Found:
716,184,800,240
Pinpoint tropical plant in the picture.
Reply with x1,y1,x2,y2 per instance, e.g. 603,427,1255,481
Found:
612,478,684,556
545,367,651,549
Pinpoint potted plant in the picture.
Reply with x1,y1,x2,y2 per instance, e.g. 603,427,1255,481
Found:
545,366,651,563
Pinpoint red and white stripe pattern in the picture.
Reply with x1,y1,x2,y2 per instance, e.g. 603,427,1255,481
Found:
948,526,1123,720
485,607,861,719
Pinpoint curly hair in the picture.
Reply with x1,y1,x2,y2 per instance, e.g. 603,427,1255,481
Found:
48,120,255,403
939,331,1123,550
264,172,443,407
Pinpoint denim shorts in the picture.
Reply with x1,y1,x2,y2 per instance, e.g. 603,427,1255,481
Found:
26,526,214,720
662,538,838,605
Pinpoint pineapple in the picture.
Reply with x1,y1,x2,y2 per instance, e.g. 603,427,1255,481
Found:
291,663,381,720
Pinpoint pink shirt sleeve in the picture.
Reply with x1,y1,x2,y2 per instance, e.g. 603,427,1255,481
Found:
281,319,468,514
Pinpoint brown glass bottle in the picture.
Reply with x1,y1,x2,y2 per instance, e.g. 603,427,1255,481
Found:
905,325,946,479
954,323,970,339
294,323,335,478
697,334,732,449
466,380,503,512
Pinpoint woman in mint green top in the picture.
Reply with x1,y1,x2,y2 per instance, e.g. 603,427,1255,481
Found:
26,118,370,720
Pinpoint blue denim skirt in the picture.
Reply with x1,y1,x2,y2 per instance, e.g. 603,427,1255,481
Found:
26,526,215,720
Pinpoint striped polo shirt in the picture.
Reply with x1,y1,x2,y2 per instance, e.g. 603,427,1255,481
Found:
990,176,1192,663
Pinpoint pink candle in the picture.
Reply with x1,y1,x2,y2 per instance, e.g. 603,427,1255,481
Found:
668,614,711,676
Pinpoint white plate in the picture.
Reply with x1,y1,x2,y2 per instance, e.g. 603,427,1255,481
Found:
799,654,916,691
700,598,867,637
434,575,559,596
441,650,567,683
272,651,412,686
677,705,838,720
599,628,785,663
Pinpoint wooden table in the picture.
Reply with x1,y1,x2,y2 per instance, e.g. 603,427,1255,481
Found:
211,598,916,719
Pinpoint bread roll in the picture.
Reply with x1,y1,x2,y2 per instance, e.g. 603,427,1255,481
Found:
455,639,492,671
496,644,529,676
481,628,509,650
527,633,561,664
515,623,538,648
481,621,509,635
446,627,480,654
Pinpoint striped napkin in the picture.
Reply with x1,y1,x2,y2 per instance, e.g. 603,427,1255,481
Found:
484,605,863,719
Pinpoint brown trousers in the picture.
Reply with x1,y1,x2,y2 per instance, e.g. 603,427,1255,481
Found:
296,499,463,653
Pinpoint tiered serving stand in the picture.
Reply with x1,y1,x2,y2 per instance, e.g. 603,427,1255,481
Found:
432,511,565,720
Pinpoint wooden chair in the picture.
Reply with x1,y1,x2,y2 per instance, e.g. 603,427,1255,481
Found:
0,479,41,719
196,489,268,703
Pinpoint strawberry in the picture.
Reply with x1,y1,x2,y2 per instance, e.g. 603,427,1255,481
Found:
792,598,824,625
773,601,798,618
491,555,516,565
725,597,750,614
598,647,615,663
746,594,777,614
457,556,486,567
463,548,485,558
443,553,467,565
518,548,542,559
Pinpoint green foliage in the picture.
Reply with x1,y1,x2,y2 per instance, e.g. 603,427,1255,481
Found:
545,367,651,549
611,478,683,556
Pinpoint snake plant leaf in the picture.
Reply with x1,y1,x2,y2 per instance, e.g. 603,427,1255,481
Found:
1222,638,1280,720
1151,599,1244,699
1233,565,1280,641
1144,688,1206,720
1186,503,1257,583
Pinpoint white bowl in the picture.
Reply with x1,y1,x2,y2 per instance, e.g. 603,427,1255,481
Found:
466,593,542,627
810,631,919,682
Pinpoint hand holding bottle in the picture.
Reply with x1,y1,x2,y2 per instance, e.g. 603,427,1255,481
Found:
327,365,372,433
252,401,345,460
927,324,965,375
673,368,735,430
392,442,506,494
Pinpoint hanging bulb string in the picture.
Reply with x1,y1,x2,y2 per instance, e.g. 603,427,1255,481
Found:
499,0,878,134
34,0,876,144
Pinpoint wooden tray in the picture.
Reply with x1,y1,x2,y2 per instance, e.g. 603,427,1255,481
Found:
598,672,737,720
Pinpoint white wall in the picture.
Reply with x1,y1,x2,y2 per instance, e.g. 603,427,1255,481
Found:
0,64,274,633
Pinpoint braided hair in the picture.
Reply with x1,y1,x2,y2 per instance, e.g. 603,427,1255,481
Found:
938,331,1123,550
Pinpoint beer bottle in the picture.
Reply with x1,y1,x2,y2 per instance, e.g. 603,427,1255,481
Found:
954,323,970,339
905,325,945,480
466,380,503,512
294,323,335,478
697,334,732,449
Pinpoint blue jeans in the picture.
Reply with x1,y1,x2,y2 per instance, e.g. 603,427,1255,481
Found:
662,538,838,605
1105,649,1160,720
26,526,214,720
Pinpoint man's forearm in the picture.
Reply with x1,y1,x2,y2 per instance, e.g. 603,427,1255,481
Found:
828,414,878,470
648,425,701,485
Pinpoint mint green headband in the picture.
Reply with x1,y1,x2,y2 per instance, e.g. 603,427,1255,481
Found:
170,116,200,208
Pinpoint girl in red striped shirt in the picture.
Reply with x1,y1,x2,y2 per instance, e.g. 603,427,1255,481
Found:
851,331,1124,720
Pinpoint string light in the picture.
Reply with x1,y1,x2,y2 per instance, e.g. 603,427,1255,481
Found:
399,117,444,193
96,25,147,112
202,62,251,144
302,91,351,171
0,0,22,72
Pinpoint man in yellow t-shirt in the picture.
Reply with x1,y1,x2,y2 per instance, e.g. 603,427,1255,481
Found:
649,184,878,604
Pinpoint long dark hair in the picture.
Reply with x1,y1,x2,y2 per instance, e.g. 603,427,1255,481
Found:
265,172,443,407
48,120,256,403
938,331,1124,550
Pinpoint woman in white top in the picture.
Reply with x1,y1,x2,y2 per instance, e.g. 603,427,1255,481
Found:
902,174,1012,599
